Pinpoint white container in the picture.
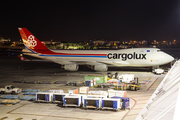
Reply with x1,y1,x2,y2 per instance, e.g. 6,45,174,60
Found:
52,93,68,103
87,95,107,99
121,74,134,83
83,97,102,109
88,91,108,96
69,94,86,105
49,89,64,93
79,87,89,94
63,95,81,107
102,98,121,110
108,90,127,98
36,92,53,102
68,88,78,94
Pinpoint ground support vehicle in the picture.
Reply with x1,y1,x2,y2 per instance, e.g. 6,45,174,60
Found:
97,83,114,88
115,78,140,91
0,85,22,94
152,68,165,75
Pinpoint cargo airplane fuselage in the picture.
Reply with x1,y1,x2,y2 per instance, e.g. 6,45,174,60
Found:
18,28,174,71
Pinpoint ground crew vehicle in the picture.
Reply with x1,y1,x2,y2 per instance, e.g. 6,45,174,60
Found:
152,68,164,75
107,72,118,80
128,77,140,91
115,77,140,91
0,85,22,94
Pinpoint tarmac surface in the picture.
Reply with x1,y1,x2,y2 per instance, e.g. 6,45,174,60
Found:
0,49,167,120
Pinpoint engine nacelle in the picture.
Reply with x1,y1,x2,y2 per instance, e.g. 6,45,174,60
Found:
94,64,108,72
64,64,79,71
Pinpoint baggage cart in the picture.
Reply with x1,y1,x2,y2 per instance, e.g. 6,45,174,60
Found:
68,88,78,94
49,89,64,93
52,93,68,103
111,96,130,110
69,94,86,105
83,97,101,109
87,95,107,99
63,95,81,107
102,98,120,111
88,91,108,97
79,87,89,94
108,90,127,98
36,92,53,102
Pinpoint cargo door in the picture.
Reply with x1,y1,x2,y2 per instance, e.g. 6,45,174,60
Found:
96,100,99,108
45,94,49,101
113,101,117,109
84,99,87,107
62,95,65,101
102,100,104,108
53,95,55,101
63,98,66,105
77,98,79,106
36,94,39,100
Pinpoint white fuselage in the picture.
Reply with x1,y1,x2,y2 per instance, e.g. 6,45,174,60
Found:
23,48,174,67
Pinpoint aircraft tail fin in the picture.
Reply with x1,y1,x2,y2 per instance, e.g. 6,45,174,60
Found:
18,28,51,54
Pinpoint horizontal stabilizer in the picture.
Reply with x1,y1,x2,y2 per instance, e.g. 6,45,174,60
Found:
17,55,30,61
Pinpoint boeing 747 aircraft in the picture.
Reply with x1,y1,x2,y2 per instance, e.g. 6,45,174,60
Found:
18,28,174,71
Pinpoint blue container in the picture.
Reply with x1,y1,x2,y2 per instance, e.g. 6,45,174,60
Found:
101,98,120,110
52,93,67,102
85,80,93,87
111,96,130,109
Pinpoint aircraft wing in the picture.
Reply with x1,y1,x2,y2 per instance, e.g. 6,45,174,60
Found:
67,60,130,66
18,55,130,66
44,58,130,66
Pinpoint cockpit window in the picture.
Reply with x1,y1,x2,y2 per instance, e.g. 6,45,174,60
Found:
157,50,161,52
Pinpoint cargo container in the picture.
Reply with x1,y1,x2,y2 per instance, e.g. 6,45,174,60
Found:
63,95,81,107
49,89,64,93
69,94,86,105
111,97,130,110
120,74,134,83
102,98,121,111
83,98,101,109
36,92,53,102
85,80,94,87
88,91,108,97
108,90,127,98
84,75,107,84
87,95,107,99
68,88,78,94
79,87,89,94
52,93,68,103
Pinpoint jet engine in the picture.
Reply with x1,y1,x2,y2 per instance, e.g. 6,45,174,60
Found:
64,63,79,71
94,64,108,72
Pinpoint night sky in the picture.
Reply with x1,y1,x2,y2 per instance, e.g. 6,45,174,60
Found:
0,0,180,42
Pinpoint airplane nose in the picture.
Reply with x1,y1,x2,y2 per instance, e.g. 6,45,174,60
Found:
169,56,174,62
165,55,174,63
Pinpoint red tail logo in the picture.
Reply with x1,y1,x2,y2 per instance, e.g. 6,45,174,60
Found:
18,28,50,53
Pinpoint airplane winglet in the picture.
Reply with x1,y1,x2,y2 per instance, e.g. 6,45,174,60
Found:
17,55,30,61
